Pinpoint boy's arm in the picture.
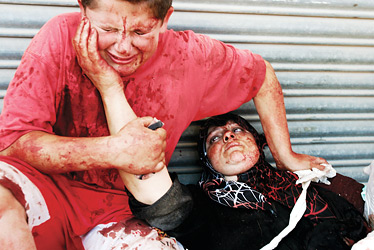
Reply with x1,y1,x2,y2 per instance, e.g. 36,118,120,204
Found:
0,122,162,175
253,60,327,171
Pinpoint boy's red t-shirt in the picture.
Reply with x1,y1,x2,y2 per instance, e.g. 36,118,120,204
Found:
0,11,266,247
0,12,265,190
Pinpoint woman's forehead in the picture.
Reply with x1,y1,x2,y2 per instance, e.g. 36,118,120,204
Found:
207,121,244,135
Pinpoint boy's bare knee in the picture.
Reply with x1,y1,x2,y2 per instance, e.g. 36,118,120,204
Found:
0,184,36,250
0,184,27,218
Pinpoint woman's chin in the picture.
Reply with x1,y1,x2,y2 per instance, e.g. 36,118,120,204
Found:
228,152,246,162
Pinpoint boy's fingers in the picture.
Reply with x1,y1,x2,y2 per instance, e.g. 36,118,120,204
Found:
311,157,328,170
72,19,85,55
79,19,90,59
137,116,159,127
87,28,99,61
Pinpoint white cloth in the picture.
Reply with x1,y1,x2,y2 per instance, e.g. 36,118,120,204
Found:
82,219,184,250
0,161,50,229
352,160,374,250
352,230,374,250
363,160,374,225
260,163,336,250
294,163,336,186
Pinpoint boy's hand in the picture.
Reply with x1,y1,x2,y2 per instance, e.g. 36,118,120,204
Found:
276,151,328,171
73,17,123,96
109,117,167,175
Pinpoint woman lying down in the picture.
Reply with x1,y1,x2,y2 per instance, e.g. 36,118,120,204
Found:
128,113,369,250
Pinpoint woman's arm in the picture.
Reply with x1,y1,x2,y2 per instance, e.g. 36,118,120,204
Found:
102,85,172,205
74,17,172,204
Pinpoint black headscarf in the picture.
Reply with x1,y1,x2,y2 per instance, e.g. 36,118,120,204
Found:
198,113,335,223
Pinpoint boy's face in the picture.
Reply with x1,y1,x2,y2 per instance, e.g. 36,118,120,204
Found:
82,0,172,76
206,121,260,177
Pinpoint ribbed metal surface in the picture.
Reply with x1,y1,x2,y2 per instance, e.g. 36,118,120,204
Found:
1,0,373,184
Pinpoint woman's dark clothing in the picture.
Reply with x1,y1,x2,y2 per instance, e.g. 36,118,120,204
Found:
129,113,368,249
129,174,367,250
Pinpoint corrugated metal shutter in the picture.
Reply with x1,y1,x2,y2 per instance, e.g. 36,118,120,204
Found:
1,0,373,184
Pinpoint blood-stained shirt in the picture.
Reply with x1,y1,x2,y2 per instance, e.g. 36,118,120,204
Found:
0,12,266,190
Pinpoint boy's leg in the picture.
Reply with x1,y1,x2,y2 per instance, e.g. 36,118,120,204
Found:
0,158,70,250
82,217,184,250
0,184,37,250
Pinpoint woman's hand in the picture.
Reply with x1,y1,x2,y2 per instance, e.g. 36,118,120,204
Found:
73,17,122,96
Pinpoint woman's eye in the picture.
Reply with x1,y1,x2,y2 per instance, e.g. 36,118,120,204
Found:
210,136,220,144
233,128,243,133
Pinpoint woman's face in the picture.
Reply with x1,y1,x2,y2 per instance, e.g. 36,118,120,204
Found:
82,0,172,76
206,121,260,177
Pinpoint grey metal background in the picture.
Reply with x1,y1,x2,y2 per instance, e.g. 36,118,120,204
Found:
0,0,373,184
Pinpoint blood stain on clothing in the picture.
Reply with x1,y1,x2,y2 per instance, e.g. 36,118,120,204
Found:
99,218,152,239
123,218,152,236
179,32,189,43
99,222,121,239
106,194,114,206
90,208,105,223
